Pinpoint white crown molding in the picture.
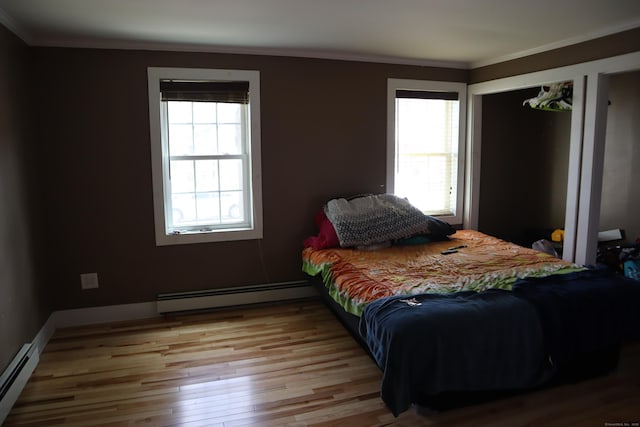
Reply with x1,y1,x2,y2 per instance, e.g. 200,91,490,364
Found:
472,20,640,69
1,5,636,73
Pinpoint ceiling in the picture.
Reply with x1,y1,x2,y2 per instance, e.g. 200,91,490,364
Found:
1,0,640,68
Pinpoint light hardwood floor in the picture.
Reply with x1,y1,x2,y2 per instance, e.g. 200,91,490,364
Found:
5,300,640,426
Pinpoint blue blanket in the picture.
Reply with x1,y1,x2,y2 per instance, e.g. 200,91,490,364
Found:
360,268,640,416
512,268,640,369
359,290,553,416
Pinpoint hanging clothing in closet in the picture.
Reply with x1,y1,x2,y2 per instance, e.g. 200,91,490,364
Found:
523,82,572,111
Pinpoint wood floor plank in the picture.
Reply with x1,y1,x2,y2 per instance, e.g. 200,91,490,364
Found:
5,300,640,426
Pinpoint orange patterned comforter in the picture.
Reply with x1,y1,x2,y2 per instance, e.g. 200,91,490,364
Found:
302,229,583,316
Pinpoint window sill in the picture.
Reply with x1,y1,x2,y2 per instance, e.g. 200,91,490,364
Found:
156,227,262,246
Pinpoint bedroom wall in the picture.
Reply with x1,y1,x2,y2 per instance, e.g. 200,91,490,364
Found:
28,46,467,310
0,26,49,373
477,87,571,246
600,70,640,243
1,20,638,318
470,27,640,84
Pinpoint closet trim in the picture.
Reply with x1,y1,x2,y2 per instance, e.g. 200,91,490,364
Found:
467,51,640,265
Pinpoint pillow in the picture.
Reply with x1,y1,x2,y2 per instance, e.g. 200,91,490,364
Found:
324,194,450,247
424,215,456,238
302,210,340,250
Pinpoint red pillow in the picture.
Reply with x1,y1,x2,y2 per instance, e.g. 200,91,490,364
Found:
303,210,339,249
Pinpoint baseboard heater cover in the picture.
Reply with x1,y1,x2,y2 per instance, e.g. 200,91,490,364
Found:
156,280,317,313
0,343,40,425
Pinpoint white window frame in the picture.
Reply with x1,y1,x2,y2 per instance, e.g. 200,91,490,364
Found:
148,67,263,245
386,79,467,225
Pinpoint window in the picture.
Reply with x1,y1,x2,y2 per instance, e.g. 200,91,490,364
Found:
148,67,262,245
387,79,466,224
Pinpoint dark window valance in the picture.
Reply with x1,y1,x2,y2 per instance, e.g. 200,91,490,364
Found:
160,81,250,103
396,90,459,101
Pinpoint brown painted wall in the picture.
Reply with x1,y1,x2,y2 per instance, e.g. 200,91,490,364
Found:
29,47,467,310
1,17,638,375
470,27,640,83
0,27,49,372
478,88,571,246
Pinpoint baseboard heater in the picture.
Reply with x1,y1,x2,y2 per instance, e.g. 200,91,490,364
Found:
0,343,40,425
156,280,317,314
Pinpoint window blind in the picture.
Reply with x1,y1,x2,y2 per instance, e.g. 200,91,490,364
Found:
160,81,249,103
394,95,459,216
396,90,459,101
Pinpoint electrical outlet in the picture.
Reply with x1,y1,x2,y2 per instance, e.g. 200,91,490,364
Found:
80,272,99,290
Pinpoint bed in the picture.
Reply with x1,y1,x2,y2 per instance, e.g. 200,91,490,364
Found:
302,194,640,416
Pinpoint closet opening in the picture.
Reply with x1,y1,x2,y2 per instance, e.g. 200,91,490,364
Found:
467,51,640,266
477,85,573,253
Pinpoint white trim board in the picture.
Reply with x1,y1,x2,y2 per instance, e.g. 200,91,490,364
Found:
0,344,39,425
0,301,159,423
53,301,159,329
1,281,317,421
157,281,317,314
466,51,640,265
386,78,467,225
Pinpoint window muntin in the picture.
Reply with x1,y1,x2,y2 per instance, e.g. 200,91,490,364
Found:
148,68,262,245
387,79,466,224
164,101,248,230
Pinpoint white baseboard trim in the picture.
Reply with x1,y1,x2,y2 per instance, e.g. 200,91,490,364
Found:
53,301,159,329
2,280,317,421
32,314,57,354
0,344,39,425
0,301,158,422
157,280,317,313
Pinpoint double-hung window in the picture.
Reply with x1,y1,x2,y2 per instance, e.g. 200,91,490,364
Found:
148,68,262,245
387,79,466,224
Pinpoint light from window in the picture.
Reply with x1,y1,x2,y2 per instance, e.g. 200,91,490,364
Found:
148,68,262,245
387,79,466,224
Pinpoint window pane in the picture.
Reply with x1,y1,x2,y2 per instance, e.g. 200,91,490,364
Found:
168,101,192,123
218,123,242,154
221,191,244,222
168,124,193,155
193,124,217,155
396,154,453,212
395,97,458,215
150,67,262,241
195,160,219,192
397,99,430,152
397,99,457,153
218,103,242,155
196,192,221,222
170,160,195,193
193,102,216,123
218,103,241,123
219,159,243,191
171,193,196,224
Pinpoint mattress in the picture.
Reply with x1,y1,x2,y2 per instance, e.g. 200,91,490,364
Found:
303,229,583,316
